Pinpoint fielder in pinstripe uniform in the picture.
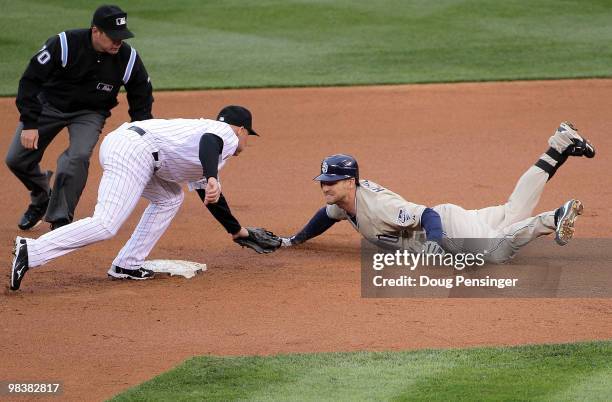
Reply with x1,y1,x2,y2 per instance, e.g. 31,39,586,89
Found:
9,105,263,291
6,5,153,232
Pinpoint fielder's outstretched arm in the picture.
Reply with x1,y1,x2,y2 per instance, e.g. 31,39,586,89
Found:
283,207,340,246
197,135,282,251
197,133,245,238
197,190,242,235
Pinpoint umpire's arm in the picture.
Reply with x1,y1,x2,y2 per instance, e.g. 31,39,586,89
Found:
125,51,154,121
16,36,61,129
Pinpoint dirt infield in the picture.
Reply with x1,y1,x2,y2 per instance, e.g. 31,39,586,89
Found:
1,80,611,401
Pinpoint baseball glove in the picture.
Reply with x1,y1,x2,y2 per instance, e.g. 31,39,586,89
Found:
234,227,282,254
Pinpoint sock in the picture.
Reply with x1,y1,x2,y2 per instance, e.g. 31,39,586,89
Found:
534,147,568,181
548,124,574,154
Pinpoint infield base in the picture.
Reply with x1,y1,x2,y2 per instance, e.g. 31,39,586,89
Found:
142,259,207,279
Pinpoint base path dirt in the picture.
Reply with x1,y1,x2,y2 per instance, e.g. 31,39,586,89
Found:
1,79,611,401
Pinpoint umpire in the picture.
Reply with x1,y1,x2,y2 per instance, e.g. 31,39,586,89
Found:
6,4,153,231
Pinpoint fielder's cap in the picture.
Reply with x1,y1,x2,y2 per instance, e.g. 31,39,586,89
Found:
217,105,259,136
314,154,359,183
92,5,134,40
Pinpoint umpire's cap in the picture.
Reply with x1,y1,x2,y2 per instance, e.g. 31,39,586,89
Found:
314,154,359,184
92,5,134,40
217,105,259,136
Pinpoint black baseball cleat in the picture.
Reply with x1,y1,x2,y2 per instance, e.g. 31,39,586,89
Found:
107,265,155,280
10,236,29,291
18,201,49,230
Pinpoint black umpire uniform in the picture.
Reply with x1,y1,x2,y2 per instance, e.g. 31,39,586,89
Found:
6,5,153,230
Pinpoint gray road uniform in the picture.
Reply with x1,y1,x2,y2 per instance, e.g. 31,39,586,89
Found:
285,122,597,262
288,173,565,262
324,180,427,252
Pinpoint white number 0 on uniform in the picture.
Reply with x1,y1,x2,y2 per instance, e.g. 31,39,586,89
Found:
37,50,51,64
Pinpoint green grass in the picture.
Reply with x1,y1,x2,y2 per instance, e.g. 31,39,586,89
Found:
2,1,612,95
112,341,612,401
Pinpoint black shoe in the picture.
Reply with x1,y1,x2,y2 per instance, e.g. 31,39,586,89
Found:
18,201,49,230
10,236,29,291
107,265,155,280
567,138,596,158
50,220,70,231
17,170,54,231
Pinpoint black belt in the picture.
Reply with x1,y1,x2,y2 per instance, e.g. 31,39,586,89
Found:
128,126,159,171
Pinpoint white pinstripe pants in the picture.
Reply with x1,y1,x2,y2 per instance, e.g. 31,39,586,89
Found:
26,126,184,269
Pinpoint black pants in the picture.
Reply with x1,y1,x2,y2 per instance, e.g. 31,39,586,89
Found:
5,102,106,224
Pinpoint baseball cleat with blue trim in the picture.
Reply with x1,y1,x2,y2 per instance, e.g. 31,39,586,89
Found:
554,199,583,246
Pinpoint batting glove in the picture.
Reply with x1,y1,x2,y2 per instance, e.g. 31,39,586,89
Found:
281,237,294,247
422,240,445,255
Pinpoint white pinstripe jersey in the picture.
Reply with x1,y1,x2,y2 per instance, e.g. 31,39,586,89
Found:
131,118,239,183
325,179,427,249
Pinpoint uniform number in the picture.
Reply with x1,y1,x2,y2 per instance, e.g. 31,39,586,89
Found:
37,50,51,65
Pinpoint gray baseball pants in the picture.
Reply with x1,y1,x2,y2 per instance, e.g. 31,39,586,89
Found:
5,102,106,224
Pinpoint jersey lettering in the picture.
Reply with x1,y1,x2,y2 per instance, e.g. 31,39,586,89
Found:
96,82,114,92
361,180,385,192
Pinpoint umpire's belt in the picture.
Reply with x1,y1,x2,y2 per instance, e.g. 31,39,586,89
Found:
128,126,159,172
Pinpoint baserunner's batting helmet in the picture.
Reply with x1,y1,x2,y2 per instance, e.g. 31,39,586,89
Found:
314,154,359,184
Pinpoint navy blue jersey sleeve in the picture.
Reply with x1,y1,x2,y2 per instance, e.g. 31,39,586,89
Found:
420,208,443,243
291,207,339,245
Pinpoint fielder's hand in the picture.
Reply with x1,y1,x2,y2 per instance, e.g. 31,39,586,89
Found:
20,129,39,150
232,227,249,239
204,177,221,205
234,227,282,254
422,240,445,255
